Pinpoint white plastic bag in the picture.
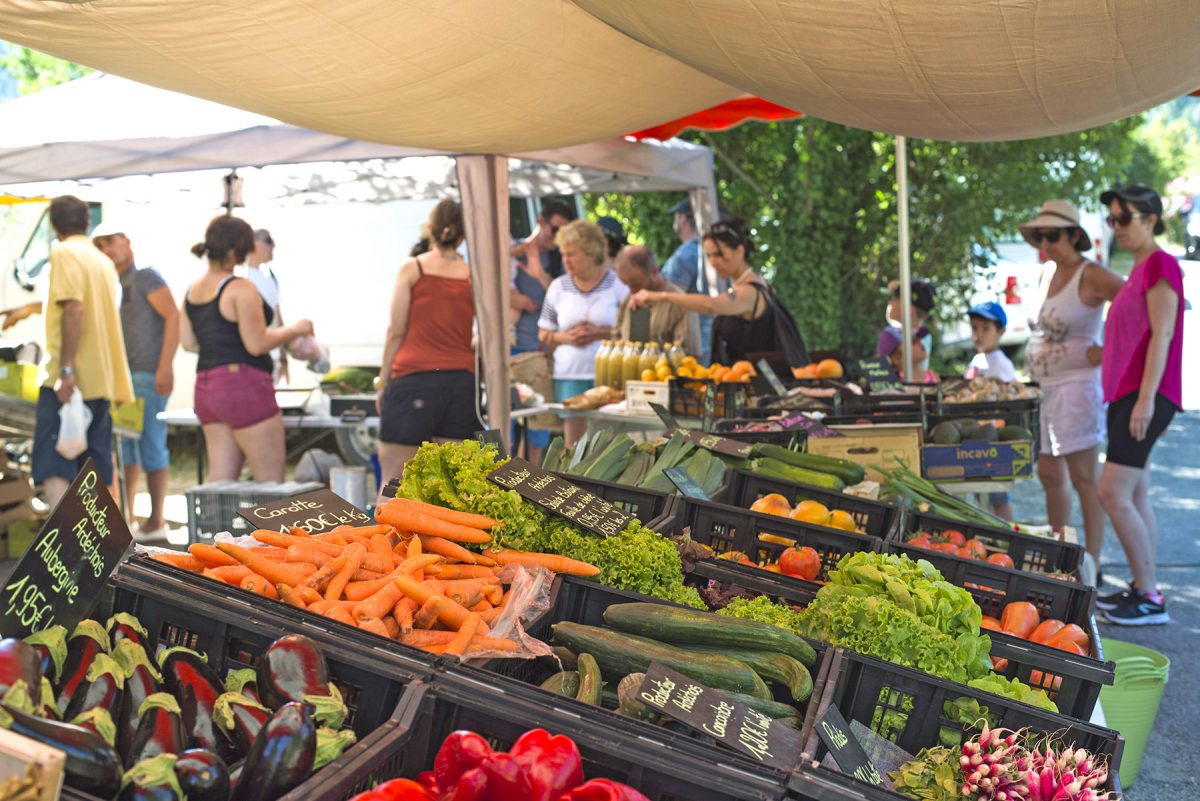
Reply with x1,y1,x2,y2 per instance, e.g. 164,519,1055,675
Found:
56,388,92,459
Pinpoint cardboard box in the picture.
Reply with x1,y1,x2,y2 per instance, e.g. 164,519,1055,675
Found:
807,423,923,483
0,362,39,403
922,439,1034,481
0,727,65,801
625,380,670,416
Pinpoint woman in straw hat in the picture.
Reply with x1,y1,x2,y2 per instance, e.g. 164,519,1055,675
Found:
1021,200,1123,577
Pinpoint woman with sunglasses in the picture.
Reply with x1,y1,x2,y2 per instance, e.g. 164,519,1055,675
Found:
1089,185,1185,625
1020,200,1124,577
629,219,796,365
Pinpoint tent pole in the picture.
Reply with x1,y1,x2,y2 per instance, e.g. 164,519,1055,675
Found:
896,135,913,381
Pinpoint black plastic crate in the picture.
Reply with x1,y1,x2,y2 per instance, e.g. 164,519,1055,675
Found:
185,479,324,544
719,469,902,539
664,496,882,585
669,377,755,418
792,649,1122,800
713,421,809,449
892,510,1082,575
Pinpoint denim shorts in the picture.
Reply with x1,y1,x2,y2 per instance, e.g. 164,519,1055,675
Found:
120,371,170,471
32,387,114,485
553,379,594,403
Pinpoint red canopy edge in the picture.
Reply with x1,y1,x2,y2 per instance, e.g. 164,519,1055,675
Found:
628,97,802,141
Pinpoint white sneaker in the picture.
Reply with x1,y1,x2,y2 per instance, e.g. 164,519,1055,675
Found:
132,525,169,544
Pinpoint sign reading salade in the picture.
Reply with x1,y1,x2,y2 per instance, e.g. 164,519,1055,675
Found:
815,704,884,785
0,459,132,638
856,357,905,395
238,489,372,534
487,457,632,537
638,662,802,771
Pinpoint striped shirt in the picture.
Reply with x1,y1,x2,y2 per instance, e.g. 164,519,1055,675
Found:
538,270,629,380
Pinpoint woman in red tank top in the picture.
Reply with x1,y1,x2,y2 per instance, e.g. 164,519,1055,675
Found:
377,200,479,490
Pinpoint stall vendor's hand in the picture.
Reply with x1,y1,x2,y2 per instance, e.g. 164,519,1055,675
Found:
155,365,174,396
627,290,659,310
54,372,76,405
1130,393,1154,442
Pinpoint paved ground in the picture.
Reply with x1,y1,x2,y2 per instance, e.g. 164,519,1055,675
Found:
1011,412,1199,801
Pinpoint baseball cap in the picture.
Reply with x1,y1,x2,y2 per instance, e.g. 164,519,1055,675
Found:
1099,184,1163,218
595,216,627,246
889,278,936,312
667,198,693,216
254,228,275,246
968,301,1007,328
90,221,125,240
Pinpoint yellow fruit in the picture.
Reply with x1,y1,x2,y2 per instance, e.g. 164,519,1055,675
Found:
816,359,845,379
676,366,693,378
693,367,710,379
829,510,858,531
732,360,757,376
789,500,831,526
655,366,673,380
640,369,657,381
710,363,725,373
655,355,669,368
682,356,698,368
711,367,730,383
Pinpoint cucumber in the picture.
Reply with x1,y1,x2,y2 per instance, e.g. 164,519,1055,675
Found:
750,458,845,492
719,690,804,722
603,603,817,666
539,671,580,698
575,653,602,706
752,444,865,485
679,645,813,701
551,623,770,698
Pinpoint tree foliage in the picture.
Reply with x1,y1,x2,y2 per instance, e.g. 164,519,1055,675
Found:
1,44,92,95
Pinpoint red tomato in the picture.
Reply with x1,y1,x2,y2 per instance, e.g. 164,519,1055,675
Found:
779,546,822,580
962,539,988,559
931,541,959,553
986,553,1016,568
940,529,966,547
955,546,978,560
907,536,933,549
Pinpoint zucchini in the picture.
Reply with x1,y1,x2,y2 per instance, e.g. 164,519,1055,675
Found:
551,623,770,699
603,603,817,666
539,671,580,698
679,646,813,701
575,654,602,706
752,444,865,485
750,458,845,491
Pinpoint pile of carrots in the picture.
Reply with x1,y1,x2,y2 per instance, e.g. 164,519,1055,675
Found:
151,497,600,657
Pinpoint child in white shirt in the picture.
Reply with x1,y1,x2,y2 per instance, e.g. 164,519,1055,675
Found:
964,301,1016,520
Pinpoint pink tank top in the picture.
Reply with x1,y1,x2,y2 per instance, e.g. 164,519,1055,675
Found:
1102,250,1184,408
1026,261,1103,386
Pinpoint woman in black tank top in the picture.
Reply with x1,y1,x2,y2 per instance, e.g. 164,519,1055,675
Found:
180,216,313,482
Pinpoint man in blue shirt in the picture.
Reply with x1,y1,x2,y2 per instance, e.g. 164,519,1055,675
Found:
661,198,714,364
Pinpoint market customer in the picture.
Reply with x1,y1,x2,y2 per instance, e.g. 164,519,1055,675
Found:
181,216,313,482
1094,185,1184,626
538,220,628,446
377,199,479,492
878,279,936,382
1021,199,1123,570
596,216,627,276
612,245,702,356
661,198,715,363
92,222,179,542
629,218,808,367
241,228,288,384
878,325,939,383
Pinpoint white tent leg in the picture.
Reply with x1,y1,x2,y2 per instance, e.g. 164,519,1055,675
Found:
896,135,913,380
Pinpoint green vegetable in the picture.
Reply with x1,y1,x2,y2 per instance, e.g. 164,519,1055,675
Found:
751,444,865,485
678,645,812,701
575,654,602,706
749,457,845,491
888,745,964,801
539,671,580,697
967,674,1058,712
717,596,807,632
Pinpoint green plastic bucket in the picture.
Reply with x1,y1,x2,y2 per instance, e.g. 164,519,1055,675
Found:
1098,638,1170,787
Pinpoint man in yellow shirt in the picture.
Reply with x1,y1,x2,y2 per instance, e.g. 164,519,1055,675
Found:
32,196,133,509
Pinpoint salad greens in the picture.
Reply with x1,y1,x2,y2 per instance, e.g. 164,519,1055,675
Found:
888,746,963,801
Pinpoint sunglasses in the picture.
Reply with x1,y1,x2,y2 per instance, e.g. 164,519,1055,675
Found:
708,220,745,245
1106,212,1147,228
1031,228,1066,243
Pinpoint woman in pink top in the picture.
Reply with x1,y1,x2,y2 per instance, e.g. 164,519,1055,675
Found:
1095,185,1185,626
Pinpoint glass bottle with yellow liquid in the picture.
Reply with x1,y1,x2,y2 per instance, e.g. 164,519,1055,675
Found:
638,341,661,380
622,342,644,388
593,340,612,388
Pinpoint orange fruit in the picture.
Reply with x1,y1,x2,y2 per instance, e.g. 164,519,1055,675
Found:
828,510,857,531
711,366,730,383
761,563,783,573
816,358,844,378
789,500,831,526
732,360,757,376
750,493,791,517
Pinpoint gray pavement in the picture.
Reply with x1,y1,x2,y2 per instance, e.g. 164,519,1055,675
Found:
1012,412,1199,801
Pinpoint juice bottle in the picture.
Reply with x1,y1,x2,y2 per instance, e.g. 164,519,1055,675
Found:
594,340,611,388
640,341,660,375
665,341,685,371
622,342,644,387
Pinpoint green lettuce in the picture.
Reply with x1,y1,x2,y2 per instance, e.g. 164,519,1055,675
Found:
967,674,1058,712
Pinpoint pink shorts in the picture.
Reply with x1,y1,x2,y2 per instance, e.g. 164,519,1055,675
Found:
194,364,279,429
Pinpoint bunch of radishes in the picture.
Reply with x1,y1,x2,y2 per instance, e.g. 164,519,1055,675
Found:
956,723,1117,801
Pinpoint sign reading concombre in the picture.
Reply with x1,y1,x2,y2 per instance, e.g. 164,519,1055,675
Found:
0,459,132,638
237,489,373,534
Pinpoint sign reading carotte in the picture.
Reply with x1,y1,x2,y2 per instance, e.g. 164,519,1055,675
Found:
237,489,372,534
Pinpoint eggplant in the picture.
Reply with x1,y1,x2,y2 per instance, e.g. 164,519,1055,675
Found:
107,613,149,650
38,676,60,719
71,707,118,748
127,693,186,768
24,625,67,686
119,754,184,801
0,702,122,797
231,702,315,801
159,647,236,763
223,668,263,706
212,692,271,757
0,638,43,705
56,620,110,712
64,652,125,723
256,635,346,727
114,640,163,764
175,749,231,801
313,727,357,770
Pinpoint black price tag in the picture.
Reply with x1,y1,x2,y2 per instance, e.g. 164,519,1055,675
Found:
756,359,788,397
856,357,905,395
487,457,632,537
649,402,680,430
638,663,802,771
815,705,884,785
779,413,842,438
237,489,373,534
670,428,754,459
628,308,651,344
474,429,508,456
664,467,709,500
0,460,132,638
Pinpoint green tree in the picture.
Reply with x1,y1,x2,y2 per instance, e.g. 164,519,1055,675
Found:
1,44,92,94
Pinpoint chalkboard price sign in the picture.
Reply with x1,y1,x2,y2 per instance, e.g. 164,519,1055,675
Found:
856,357,906,395
638,663,802,771
815,705,884,785
238,489,373,534
670,429,754,459
487,458,633,537
756,359,789,397
664,467,709,500
0,459,132,638
779,413,842,438
649,402,680,430
473,429,508,457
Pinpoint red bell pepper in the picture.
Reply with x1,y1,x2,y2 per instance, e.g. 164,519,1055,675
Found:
559,778,652,801
434,730,494,791
349,778,433,801
509,728,584,801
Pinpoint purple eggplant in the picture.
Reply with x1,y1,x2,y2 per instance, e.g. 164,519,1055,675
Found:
0,702,122,797
119,754,184,801
212,692,271,757
256,635,346,727
64,652,125,723
71,707,118,749
55,620,110,713
175,749,231,801
159,647,236,763
113,640,162,763
231,702,315,801
222,668,263,706
107,613,149,650
24,625,67,687
127,693,186,768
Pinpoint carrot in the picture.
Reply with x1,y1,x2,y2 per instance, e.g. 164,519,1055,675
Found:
342,555,442,601
438,579,496,607
383,616,400,639
375,504,492,544
215,544,319,586
418,536,494,566
188,543,239,567
399,630,519,652
286,542,336,566
414,596,444,630
368,534,394,571
490,550,600,577
313,532,348,544
479,607,505,624
394,575,478,631
151,552,206,571
297,586,322,605
393,598,417,635
470,599,493,613
357,616,391,639
323,606,358,627
325,543,367,601
277,584,307,609
202,565,254,585
386,498,498,530
445,614,482,656
353,581,404,622
240,574,279,599
250,530,308,549
484,583,504,606
349,524,395,539
301,555,347,591
287,526,310,538
425,565,495,580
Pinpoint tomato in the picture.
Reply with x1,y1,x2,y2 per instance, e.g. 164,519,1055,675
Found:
962,539,988,560
762,563,782,573
931,541,958,553
779,546,822,580
1000,601,1041,639
955,546,978,560
986,553,1015,568
980,616,1003,632
906,536,933,550
1030,619,1066,644
940,529,966,547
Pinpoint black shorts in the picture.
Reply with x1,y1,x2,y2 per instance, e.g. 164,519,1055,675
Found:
32,387,114,485
1106,391,1177,468
380,370,480,446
